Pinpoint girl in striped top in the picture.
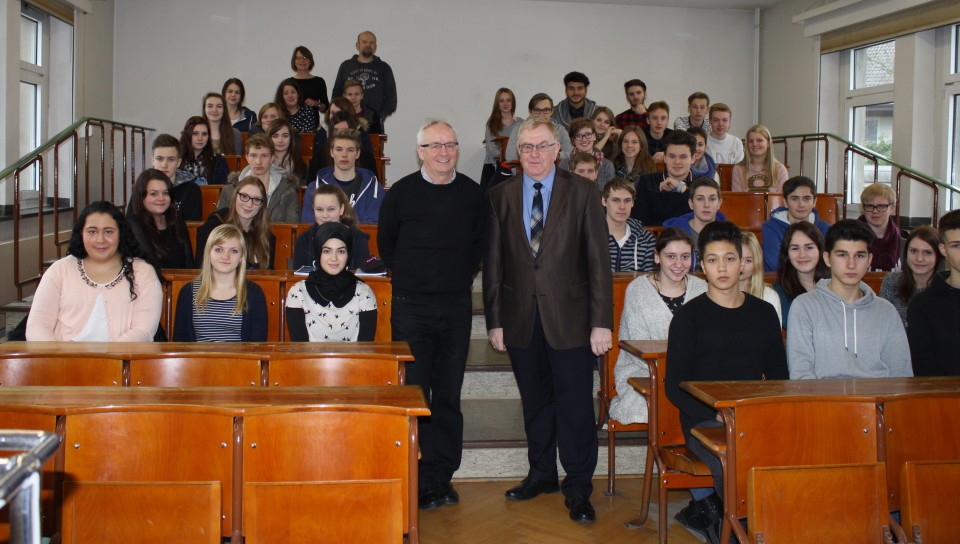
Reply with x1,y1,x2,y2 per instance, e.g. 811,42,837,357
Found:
173,224,267,342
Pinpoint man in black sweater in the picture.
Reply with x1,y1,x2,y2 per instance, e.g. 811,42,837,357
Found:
665,221,788,543
377,120,483,511
908,209,960,376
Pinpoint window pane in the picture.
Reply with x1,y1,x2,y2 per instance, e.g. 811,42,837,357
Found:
955,24,960,75
849,103,894,202
952,95,960,209
20,15,39,65
20,82,40,190
852,41,895,89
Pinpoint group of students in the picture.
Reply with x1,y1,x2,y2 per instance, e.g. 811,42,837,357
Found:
482,79,788,197
603,209,959,542
23,120,386,344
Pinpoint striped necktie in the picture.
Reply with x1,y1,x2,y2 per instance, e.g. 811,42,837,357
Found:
530,182,544,256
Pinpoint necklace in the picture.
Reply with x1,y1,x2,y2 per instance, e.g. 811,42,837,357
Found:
652,273,687,297
77,258,125,289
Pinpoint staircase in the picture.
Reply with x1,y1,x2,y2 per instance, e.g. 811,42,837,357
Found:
456,275,648,485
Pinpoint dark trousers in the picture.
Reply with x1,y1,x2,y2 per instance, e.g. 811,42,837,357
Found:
685,419,725,499
392,292,472,488
506,308,598,498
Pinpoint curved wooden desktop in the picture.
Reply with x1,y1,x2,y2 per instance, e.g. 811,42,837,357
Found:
0,386,428,544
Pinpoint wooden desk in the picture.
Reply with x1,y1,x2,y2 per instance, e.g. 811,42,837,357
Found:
0,386,429,544
681,377,960,543
0,342,413,388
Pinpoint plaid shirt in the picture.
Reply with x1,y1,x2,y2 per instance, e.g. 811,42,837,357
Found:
615,109,649,131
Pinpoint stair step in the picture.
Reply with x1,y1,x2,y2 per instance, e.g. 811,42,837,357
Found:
465,339,511,371
458,399,648,479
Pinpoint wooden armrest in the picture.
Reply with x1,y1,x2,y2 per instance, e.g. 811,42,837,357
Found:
626,377,651,397
661,445,713,476
691,425,727,454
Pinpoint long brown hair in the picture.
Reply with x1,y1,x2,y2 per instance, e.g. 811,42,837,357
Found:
129,169,182,259
225,177,272,268
267,119,306,181
615,125,657,177
897,226,942,301
777,221,829,300
486,88,516,136
180,116,215,176
203,93,237,155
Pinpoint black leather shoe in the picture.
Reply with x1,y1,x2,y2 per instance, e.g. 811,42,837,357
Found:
564,495,596,523
505,477,560,501
420,481,459,509
438,482,459,506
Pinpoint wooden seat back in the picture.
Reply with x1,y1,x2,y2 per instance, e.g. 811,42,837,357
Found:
199,185,224,219
494,136,510,164
62,481,221,544
624,341,714,543
300,132,314,163
368,133,389,184
130,355,263,387
733,400,880,518
721,192,767,228
882,395,960,511
63,410,236,537
162,270,392,342
717,163,734,192
0,356,123,386
270,223,311,270
223,155,246,173
357,223,379,255
242,409,410,543
599,273,646,495
901,460,960,544
267,355,402,387
767,192,842,225
748,463,892,544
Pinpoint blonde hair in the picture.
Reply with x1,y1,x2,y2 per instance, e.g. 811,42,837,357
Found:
741,231,767,297
737,124,780,191
860,182,896,206
196,224,249,315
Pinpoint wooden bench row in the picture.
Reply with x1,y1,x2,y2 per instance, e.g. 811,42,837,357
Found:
624,343,960,543
0,385,428,544
230,131,390,184
158,269,390,343
598,271,888,497
185,220,380,268
0,341,411,388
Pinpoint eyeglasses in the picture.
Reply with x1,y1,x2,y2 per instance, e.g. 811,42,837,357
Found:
518,142,557,154
863,204,890,212
531,107,553,115
574,132,595,141
419,142,459,151
237,192,265,207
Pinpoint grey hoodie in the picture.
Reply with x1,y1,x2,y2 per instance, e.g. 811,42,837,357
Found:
787,278,912,379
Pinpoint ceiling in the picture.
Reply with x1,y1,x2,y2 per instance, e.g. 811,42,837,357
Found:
532,0,783,9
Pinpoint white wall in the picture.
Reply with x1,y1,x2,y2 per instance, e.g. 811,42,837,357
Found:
113,0,757,183
758,0,820,136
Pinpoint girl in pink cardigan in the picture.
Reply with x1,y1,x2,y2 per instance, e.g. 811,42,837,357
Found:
26,201,163,342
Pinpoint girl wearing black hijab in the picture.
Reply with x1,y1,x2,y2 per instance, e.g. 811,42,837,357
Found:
285,222,377,341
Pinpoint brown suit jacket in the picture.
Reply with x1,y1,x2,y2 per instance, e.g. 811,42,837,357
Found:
483,168,613,350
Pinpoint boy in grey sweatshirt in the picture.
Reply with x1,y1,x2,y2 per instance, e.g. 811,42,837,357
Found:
787,220,912,379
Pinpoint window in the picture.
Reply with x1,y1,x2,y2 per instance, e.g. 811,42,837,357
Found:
843,40,896,204
852,41,895,90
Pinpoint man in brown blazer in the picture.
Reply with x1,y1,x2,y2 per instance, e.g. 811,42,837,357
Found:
483,117,613,523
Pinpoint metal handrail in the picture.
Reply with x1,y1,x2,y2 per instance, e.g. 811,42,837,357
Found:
2,117,154,299
0,430,60,544
773,132,959,225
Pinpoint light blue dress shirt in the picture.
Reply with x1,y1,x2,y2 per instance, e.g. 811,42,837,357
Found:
522,167,557,243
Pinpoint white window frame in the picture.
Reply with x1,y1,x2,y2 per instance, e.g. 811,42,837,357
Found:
840,44,896,206
937,24,960,210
